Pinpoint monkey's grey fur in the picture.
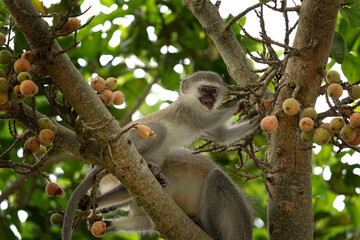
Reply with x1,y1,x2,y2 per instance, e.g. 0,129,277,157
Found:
62,71,258,240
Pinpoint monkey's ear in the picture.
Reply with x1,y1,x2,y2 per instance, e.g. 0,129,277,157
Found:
180,78,191,94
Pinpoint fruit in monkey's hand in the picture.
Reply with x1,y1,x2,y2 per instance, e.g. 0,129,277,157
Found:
0,101,11,112
50,213,63,226
0,50,12,64
45,182,64,197
299,117,314,132
0,91,8,104
319,123,334,136
0,33,6,46
38,117,54,130
105,77,118,91
301,107,317,119
351,85,360,99
327,83,343,99
24,136,40,153
329,117,345,133
326,70,341,84
313,128,331,145
301,131,313,143
113,91,125,105
0,78,9,91
90,76,106,92
17,72,32,82
20,80,38,97
350,113,360,129
100,89,114,105
91,221,106,237
340,125,356,142
260,115,278,133
59,18,81,33
14,58,31,73
38,129,55,146
282,98,300,116
136,125,156,140
21,51,35,64
33,145,47,158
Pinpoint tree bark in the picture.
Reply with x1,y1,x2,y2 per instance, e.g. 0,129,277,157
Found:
267,0,341,239
2,0,211,239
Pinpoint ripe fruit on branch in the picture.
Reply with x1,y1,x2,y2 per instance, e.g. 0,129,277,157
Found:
301,131,313,143
351,85,360,99
326,70,341,84
340,125,356,142
282,98,300,116
38,117,54,130
33,145,47,158
21,51,35,63
91,221,106,237
136,125,156,140
50,213,63,226
14,58,31,73
0,91,8,104
0,69,5,77
0,33,6,46
347,130,360,146
329,117,345,133
24,136,40,153
301,107,317,119
349,113,360,129
260,115,278,133
39,129,55,146
60,18,81,33
10,91,26,102
20,80,38,97
313,128,331,145
45,182,64,197
100,89,114,105
299,117,314,132
113,91,125,105
319,123,334,136
327,83,343,99
0,77,9,91
91,76,106,92
0,50,12,64
105,77,118,91
0,101,11,112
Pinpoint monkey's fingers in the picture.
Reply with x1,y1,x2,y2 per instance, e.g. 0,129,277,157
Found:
148,162,161,175
155,173,168,187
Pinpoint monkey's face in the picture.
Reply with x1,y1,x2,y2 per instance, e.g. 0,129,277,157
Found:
198,85,219,109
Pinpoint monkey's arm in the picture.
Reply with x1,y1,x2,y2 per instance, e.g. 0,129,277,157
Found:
62,166,103,240
204,116,260,144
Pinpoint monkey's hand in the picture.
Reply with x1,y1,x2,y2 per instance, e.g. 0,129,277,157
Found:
148,162,168,187
78,194,92,211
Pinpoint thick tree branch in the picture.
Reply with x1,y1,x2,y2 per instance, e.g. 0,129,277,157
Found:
2,1,210,239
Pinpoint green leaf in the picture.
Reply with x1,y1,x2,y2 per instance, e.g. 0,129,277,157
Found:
330,32,345,63
341,53,360,83
340,6,360,29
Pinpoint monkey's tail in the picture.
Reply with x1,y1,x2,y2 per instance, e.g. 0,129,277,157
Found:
62,166,103,240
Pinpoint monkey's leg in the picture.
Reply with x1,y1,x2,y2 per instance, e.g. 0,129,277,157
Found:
200,169,253,240
104,215,153,233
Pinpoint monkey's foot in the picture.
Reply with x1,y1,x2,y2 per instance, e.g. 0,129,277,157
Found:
148,162,168,187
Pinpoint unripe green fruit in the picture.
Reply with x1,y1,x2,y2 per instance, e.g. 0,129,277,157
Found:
319,123,334,136
327,83,343,99
24,136,40,153
10,91,26,102
326,70,341,84
0,33,6,46
329,117,345,133
299,117,314,132
0,69,5,77
33,145,47,158
350,112,360,129
282,98,300,116
301,107,317,119
50,213,63,226
0,91,8,104
0,77,9,91
50,124,58,134
0,50,12,64
348,88,357,100
313,128,331,145
301,131,313,143
17,72,32,82
351,85,360,99
105,77,118,91
38,117,54,130
38,129,55,146
340,125,356,142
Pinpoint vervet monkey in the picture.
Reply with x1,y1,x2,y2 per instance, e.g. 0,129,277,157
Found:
62,71,259,239
71,149,253,240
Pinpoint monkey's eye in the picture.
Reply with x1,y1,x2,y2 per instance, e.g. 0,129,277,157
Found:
210,89,217,94
201,88,208,92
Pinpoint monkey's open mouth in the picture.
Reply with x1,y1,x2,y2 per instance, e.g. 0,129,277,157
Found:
202,100,214,109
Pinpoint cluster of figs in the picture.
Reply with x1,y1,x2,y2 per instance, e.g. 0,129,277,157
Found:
260,70,360,146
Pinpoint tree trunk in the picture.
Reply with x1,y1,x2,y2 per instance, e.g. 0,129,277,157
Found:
267,0,341,239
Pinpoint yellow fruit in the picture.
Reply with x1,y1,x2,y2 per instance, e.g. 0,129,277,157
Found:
340,125,356,142
351,85,360,99
90,76,106,92
136,125,156,140
0,77,9,91
113,91,125,105
329,117,345,133
45,182,64,197
260,115,278,133
50,213,63,226
299,117,314,132
38,117,54,129
313,128,331,145
14,58,31,73
100,89,114,105
20,80,38,97
350,113,360,129
38,129,55,146
0,33,6,46
60,18,81,33
24,136,40,153
327,83,343,99
326,70,341,84
0,91,8,104
105,77,118,91
319,123,334,136
301,131,313,143
347,130,360,146
91,221,106,237
282,98,300,116
10,91,26,102
21,51,35,64
301,107,317,119
33,145,47,158
0,69,5,77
